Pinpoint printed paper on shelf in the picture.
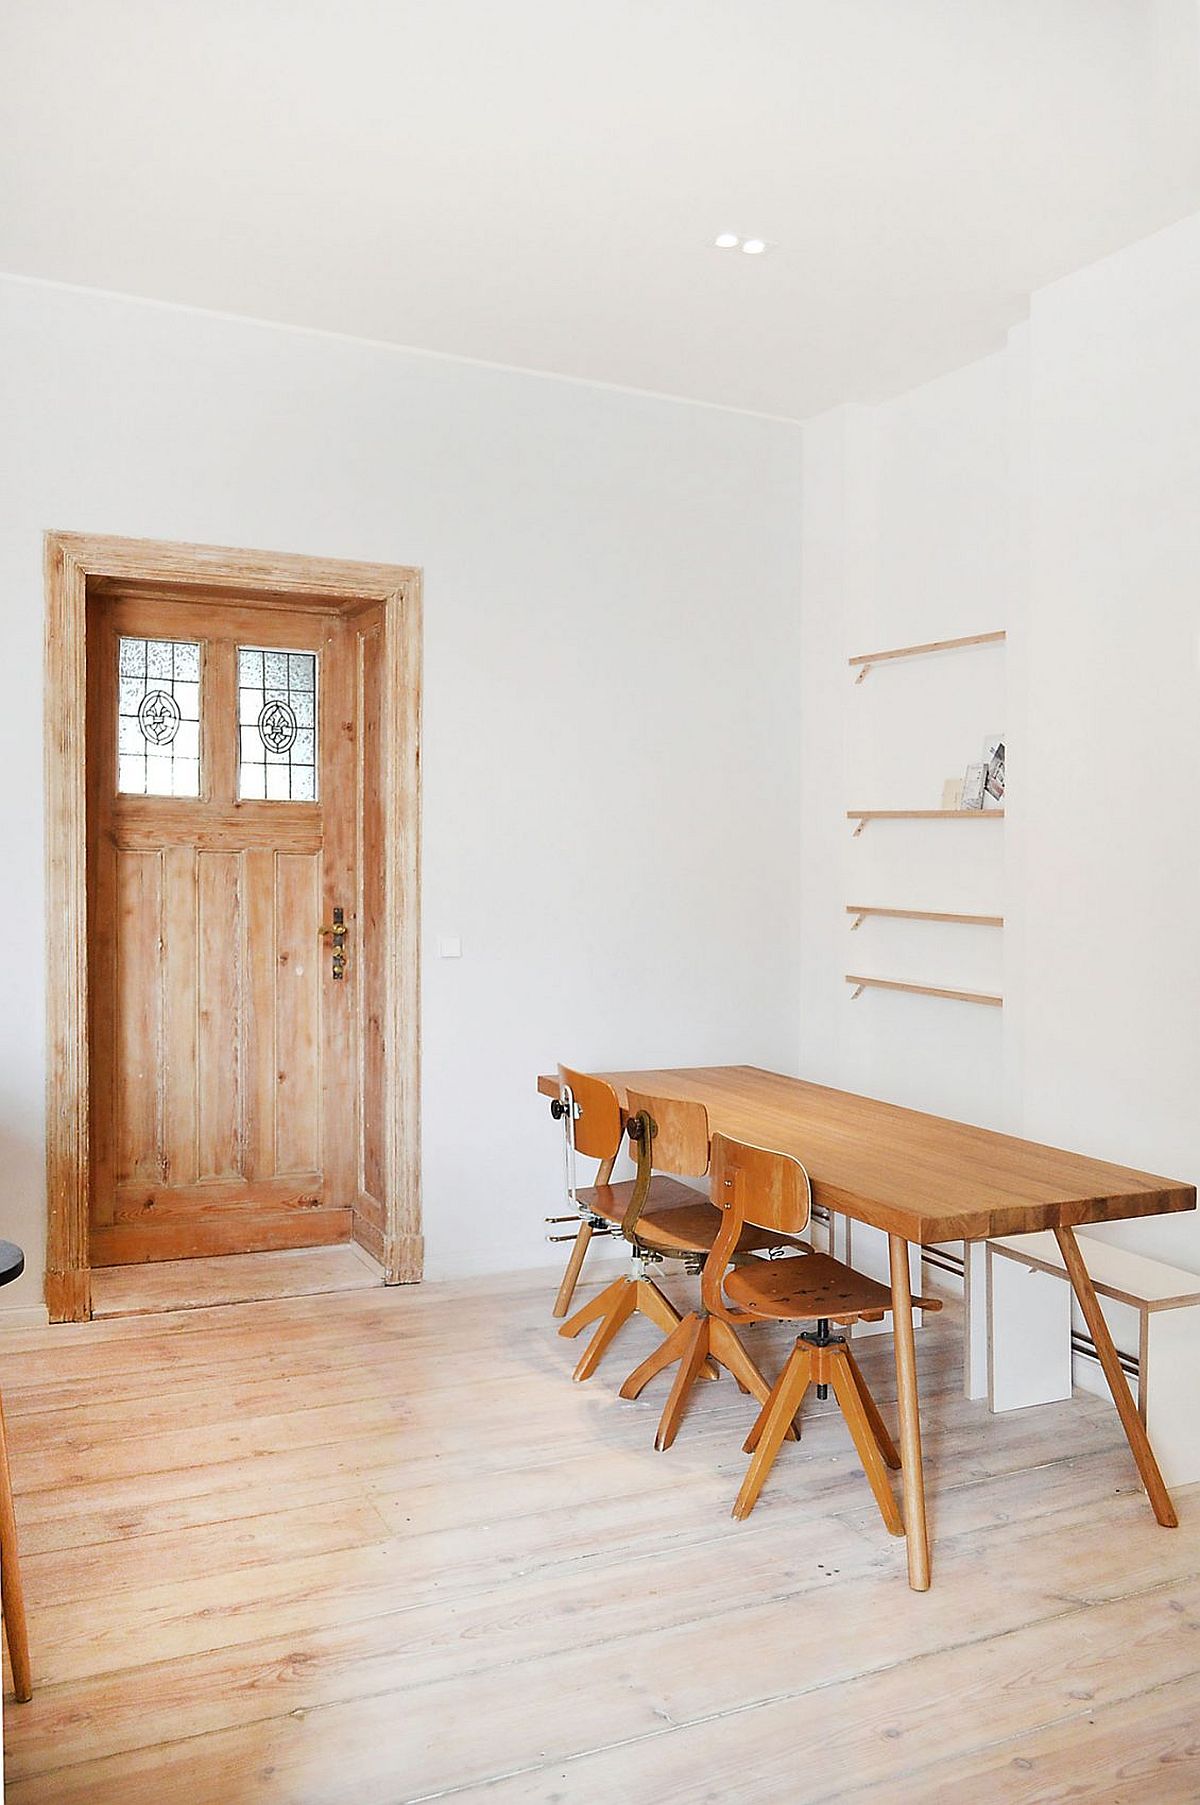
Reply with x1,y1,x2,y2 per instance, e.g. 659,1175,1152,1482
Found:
962,762,987,810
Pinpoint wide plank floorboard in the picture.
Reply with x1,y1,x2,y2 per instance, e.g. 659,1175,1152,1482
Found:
90,1245,383,1317
4,1267,1199,1802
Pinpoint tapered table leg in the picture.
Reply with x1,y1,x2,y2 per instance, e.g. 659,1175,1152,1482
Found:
1054,1226,1177,1528
889,1234,930,1591
0,1388,31,1700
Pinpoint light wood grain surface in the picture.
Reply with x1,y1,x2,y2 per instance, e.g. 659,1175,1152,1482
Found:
3,1274,1199,1800
90,1246,382,1317
537,1066,1195,1244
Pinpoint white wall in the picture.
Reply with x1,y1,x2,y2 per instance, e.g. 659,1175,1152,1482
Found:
0,275,804,1307
1021,214,1200,1265
799,212,1200,1271
797,355,1015,1133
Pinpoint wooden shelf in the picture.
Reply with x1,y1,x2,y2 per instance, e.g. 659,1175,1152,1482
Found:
848,808,1004,835
847,906,1003,929
846,974,1003,1008
849,629,1005,681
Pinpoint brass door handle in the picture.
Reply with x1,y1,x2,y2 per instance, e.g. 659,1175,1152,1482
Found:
319,907,348,980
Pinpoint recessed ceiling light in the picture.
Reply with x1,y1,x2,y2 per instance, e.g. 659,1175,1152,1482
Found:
714,232,740,250
741,238,768,255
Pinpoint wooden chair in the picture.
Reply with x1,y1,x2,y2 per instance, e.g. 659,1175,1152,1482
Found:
546,1064,625,1321
617,1089,806,1450
702,1132,942,1533
556,1071,788,1388
555,1067,724,1381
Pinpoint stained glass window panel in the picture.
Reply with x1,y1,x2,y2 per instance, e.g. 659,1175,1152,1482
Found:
116,637,202,796
237,646,319,801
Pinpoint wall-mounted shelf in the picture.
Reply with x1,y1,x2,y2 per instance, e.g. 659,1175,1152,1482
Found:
849,630,1006,682
848,808,1004,836
847,906,1003,930
846,974,1003,1008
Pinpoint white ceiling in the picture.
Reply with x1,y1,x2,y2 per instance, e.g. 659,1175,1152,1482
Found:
3,2,1200,419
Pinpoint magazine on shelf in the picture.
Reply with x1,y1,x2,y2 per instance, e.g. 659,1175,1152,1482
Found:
984,735,1005,806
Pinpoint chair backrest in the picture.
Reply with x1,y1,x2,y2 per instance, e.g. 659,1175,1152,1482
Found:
624,1089,711,1178
701,1131,812,1317
709,1131,811,1235
616,1088,710,1243
558,1065,624,1163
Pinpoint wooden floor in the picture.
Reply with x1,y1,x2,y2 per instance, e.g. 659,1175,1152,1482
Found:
3,1262,1200,1802
90,1245,384,1318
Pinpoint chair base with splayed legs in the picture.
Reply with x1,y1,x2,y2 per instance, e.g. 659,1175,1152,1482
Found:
559,1262,718,1383
619,1307,795,1451
735,1317,903,1530
701,1137,942,1542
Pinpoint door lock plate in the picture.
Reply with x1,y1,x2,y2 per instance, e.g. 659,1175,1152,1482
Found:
320,906,348,979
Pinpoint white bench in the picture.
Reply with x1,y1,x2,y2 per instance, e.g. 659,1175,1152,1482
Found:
987,1231,1200,1485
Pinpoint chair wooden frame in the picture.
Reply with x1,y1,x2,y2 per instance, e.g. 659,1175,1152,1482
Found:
616,1091,798,1450
704,1131,939,1534
548,1068,621,1320
555,1069,702,1382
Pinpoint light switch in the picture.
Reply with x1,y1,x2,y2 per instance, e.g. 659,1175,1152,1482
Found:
437,936,462,959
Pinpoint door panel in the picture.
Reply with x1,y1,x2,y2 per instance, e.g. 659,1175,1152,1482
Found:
114,850,163,1188
88,592,358,1264
243,846,278,1182
196,849,242,1182
162,844,199,1187
274,850,322,1176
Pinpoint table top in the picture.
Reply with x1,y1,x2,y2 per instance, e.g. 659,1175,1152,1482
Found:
537,1065,1196,1244
0,1241,25,1288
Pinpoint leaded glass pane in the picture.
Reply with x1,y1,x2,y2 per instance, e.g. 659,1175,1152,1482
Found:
116,636,203,797
237,646,319,801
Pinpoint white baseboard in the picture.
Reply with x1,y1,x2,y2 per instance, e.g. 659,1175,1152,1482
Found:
0,1303,51,1332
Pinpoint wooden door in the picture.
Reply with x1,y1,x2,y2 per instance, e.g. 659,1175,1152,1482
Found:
86,590,363,1264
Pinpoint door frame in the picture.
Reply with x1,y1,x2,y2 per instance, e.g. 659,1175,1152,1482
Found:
44,531,422,1321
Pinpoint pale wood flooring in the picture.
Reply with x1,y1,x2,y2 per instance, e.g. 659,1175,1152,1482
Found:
90,1245,384,1318
3,1264,1200,1802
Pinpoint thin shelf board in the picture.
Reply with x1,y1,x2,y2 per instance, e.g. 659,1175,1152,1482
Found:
848,808,1004,836
846,974,1003,1008
847,906,1003,929
849,629,1006,681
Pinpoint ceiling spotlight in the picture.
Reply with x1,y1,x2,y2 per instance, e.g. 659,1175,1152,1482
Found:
714,232,740,249
741,238,767,255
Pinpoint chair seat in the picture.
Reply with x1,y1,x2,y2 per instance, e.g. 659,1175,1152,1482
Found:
725,1250,944,1325
577,1180,794,1257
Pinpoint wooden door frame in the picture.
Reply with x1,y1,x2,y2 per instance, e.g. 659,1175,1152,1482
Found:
44,532,422,1322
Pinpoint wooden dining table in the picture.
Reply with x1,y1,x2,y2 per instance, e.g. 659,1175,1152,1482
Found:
536,1064,1196,1591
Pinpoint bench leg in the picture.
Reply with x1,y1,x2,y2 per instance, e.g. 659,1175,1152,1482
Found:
1054,1226,1177,1529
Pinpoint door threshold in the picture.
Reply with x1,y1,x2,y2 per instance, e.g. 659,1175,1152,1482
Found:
90,1243,384,1319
